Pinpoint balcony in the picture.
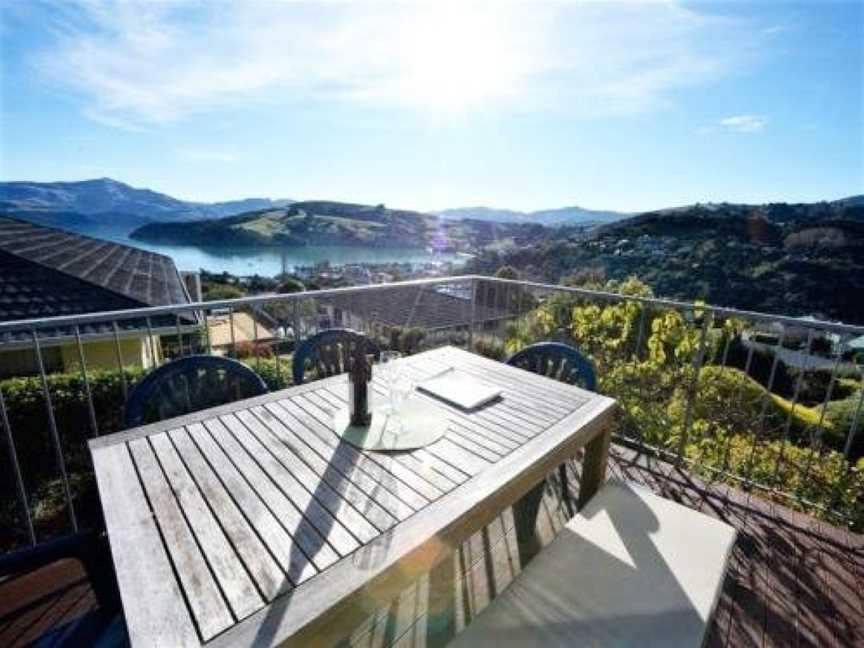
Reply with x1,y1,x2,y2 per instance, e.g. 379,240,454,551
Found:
0,276,862,646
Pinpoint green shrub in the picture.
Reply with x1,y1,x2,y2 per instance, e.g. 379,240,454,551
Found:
686,434,864,530
473,338,507,361
0,357,293,549
251,356,293,391
0,367,144,548
385,326,427,354
503,281,864,530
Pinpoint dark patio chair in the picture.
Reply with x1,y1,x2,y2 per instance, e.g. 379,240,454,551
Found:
293,328,380,385
506,341,597,390
123,355,268,428
507,342,597,504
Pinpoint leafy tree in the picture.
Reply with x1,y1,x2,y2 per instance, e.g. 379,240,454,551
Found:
204,283,246,301
277,278,306,294
495,265,518,280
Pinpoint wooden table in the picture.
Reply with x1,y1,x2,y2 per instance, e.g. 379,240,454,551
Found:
90,346,617,647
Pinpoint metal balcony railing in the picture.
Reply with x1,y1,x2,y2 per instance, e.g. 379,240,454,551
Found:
0,275,862,555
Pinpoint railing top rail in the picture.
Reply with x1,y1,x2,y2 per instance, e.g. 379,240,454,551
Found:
0,274,862,337
479,276,864,336
0,276,473,333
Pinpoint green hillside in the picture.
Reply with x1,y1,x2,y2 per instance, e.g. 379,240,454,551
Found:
131,200,547,252
467,198,864,323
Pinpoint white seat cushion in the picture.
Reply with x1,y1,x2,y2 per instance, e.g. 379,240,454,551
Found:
449,479,736,648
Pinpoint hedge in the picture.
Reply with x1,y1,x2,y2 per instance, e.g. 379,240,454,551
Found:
0,356,292,550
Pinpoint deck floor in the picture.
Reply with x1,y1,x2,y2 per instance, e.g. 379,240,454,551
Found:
1,443,861,647
607,445,864,648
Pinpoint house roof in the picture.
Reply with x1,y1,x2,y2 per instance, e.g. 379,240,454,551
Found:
0,217,188,308
207,312,277,349
0,217,191,343
318,284,509,330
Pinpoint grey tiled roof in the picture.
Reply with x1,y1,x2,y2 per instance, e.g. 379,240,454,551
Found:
0,217,191,342
0,217,189,308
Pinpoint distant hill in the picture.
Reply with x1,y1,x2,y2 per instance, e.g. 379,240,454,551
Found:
466,196,864,323
0,178,293,225
131,200,549,252
436,204,628,226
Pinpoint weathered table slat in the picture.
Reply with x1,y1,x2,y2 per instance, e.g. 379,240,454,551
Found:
307,389,468,490
233,408,382,544
218,413,361,557
202,418,339,574
292,393,454,499
185,421,320,586
242,406,399,533
91,444,200,646
251,403,412,523
167,427,288,602
127,437,234,640
264,400,425,516
149,432,263,620
91,346,616,647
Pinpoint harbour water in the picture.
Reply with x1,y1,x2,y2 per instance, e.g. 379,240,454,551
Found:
75,224,461,276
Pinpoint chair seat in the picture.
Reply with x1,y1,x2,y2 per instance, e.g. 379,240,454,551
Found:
449,479,736,648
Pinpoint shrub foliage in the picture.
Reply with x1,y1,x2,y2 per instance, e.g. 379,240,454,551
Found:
503,277,864,530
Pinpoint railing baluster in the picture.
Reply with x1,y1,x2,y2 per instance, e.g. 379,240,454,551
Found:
467,277,477,351
772,329,814,482
32,329,78,533
633,305,647,362
676,311,712,463
292,299,301,357
175,314,184,357
252,305,261,372
798,339,844,493
744,326,787,485
229,307,236,357
203,308,213,356
842,383,864,459
145,316,158,368
0,385,36,546
721,331,756,474
74,325,99,437
112,321,128,400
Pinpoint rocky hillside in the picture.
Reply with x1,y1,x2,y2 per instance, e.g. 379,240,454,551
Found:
131,200,550,252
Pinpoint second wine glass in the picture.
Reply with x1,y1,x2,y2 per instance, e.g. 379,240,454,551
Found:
378,350,402,413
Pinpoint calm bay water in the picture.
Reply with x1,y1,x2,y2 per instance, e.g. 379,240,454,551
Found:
79,224,462,276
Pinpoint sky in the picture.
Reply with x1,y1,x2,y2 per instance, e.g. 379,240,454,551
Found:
1,0,862,213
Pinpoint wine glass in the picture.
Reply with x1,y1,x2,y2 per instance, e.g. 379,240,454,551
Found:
389,374,415,436
378,350,402,413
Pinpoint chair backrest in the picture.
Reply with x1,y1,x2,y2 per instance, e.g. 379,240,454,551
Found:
123,355,268,428
506,342,597,391
293,328,381,385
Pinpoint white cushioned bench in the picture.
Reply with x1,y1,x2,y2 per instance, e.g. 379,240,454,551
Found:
449,479,737,647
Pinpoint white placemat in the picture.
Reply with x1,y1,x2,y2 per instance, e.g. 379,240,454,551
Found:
417,367,501,410
333,395,449,451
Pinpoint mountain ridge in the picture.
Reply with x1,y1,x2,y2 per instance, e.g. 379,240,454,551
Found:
436,204,627,226
0,178,293,224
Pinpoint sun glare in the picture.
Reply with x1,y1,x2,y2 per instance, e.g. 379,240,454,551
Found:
397,5,520,111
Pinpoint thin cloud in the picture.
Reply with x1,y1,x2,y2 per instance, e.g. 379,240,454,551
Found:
719,114,769,133
30,1,770,128
176,148,237,163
